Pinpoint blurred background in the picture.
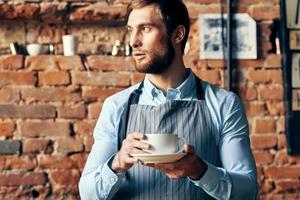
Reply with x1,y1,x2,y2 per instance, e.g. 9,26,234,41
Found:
0,0,299,199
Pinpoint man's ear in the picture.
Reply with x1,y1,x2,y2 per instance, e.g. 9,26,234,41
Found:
172,25,186,44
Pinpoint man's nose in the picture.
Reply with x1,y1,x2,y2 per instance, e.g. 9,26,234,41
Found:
129,32,142,48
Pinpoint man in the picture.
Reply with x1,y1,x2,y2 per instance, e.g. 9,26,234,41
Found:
79,0,258,199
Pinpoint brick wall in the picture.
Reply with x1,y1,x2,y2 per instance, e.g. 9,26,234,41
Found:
0,0,299,199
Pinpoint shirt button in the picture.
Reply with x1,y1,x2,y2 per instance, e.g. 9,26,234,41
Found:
110,177,117,184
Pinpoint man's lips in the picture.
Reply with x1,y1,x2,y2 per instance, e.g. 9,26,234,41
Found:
133,52,146,61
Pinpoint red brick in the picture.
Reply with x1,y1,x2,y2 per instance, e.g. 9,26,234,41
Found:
71,153,88,170
25,56,58,70
275,150,289,166
258,22,272,39
251,135,277,150
72,71,130,87
88,102,102,119
260,41,273,54
266,101,284,116
251,5,280,20
84,136,94,152
131,73,145,85
0,55,23,70
82,87,122,101
69,4,128,22
264,54,282,68
256,166,264,181
40,2,68,22
248,70,282,84
236,0,274,4
183,56,198,69
87,55,134,71
21,87,81,102
276,180,300,192
238,87,257,101
193,70,221,85
14,3,39,20
39,71,70,86
0,105,55,119
244,102,267,117
254,118,276,133
74,121,96,136
207,60,226,69
0,173,46,186
0,121,15,137
55,138,84,155
38,155,75,169
232,59,264,68
278,133,287,149
56,56,84,70
259,85,283,101
276,116,285,133
275,149,300,166
0,87,20,103
0,72,36,86
34,24,63,44
188,5,221,19
49,170,80,186
23,139,52,154
259,194,300,200
265,166,300,179
0,155,36,170
20,122,70,137
187,0,221,3
58,104,86,119
253,151,274,165
260,180,274,194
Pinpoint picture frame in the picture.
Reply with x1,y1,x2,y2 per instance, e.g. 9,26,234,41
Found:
199,13,257,59
290,30,300,50
292,53,300,88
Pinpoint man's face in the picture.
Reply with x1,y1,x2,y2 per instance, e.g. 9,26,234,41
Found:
127,5,174,74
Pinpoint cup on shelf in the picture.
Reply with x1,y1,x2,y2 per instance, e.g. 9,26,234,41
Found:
26,44,49,56
62,35,77,56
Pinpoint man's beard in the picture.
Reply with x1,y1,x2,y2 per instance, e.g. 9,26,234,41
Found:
133,39,175,74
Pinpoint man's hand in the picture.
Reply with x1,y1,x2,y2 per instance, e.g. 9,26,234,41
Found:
145,144,208,180
111,132,149,173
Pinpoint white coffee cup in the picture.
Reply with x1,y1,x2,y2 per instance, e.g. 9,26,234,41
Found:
62,35,77,56
142,134,185,154
26,44,49,56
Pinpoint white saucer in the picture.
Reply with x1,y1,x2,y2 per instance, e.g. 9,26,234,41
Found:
130,152,187,164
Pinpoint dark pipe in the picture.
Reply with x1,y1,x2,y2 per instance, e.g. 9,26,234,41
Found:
227,0,232,91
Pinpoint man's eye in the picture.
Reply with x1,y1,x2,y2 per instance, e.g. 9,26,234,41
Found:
143,27,151,32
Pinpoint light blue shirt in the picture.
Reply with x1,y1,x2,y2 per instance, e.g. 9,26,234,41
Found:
79,70,258,200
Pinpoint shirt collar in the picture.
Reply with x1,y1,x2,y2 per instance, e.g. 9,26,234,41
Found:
143,69,196,100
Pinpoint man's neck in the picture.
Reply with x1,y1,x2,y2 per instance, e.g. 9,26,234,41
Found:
146,58,188,95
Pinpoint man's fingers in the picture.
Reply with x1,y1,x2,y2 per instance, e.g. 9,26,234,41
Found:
184,144,195,154
128,132,144,140
124,156,139,164
129,138,149,151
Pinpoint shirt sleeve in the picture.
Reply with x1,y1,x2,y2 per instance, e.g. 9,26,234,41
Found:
190,92,258,199
79,98,126,200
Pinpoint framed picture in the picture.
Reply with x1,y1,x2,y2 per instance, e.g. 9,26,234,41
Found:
199,13,257,59
292,89,300,111
290,30,300,49
285,0,300,28
292,53,300,88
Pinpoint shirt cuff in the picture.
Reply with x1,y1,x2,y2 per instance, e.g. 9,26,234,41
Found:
98,154,126,186
189,161,227,191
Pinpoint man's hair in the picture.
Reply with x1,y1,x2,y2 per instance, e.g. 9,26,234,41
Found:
128,0,190,54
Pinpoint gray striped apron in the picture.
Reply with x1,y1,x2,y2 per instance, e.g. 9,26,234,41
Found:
114,77,219,200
